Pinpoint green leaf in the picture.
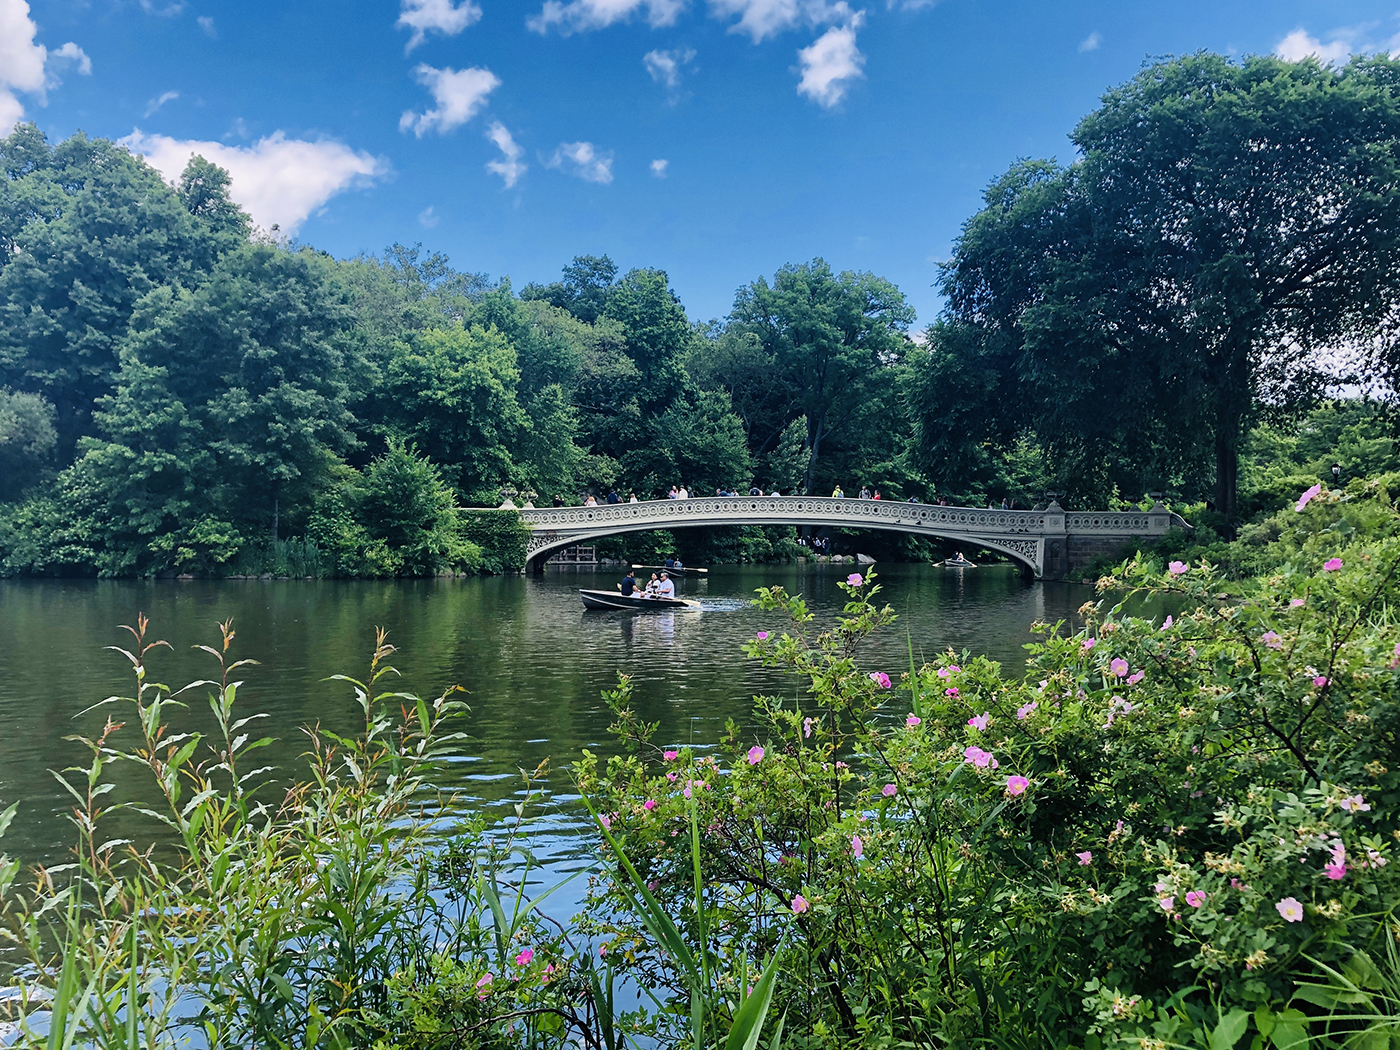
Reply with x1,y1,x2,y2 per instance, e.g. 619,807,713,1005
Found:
1211,1009,1252,1050
1270,1009,1309,1050
725,951,781,1050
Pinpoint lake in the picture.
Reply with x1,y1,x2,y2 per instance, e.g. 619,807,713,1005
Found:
0,563,1088,871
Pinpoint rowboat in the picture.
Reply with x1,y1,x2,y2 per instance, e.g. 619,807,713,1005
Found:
630,564,708,575
938,554,977,568
579,589,698,611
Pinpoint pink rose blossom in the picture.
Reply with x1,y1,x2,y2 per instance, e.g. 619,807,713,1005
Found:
1016,701,1038,719
937,667,951,679
803,717,816,738
1161,615,1174,631
1339,794,1370,812
1168,561,1187,576
643,799,657,811
851,835,864,858
1082,638,1097,651
1325,862,1347,880
963,746,995,768
1313,676,1329,688
946,687,959,697
1290,598,1306,608
882,783,897,797
1126,670,1145,685
1262,631,1283,650
846,573,863,586
1076,851,1092,865
747,745,765,765
791,894,809,914
1110,657,1129,677
1158,896,1175,912
756,631,768,640
967,712,989,731
515,948,534,966
599,814,611,830
1295,484,1322,512
476,973,494,990
1276,897,1304,922
1324,558,1343,572
664,750,679,761
870,671,892,688
1006,775,1029,796
1185,891,1205,908
905,714,921,727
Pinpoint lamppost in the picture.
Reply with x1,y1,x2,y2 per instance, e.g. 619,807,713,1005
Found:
1331,463,1342,486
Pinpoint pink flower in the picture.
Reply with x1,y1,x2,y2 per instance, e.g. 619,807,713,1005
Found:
1276,897,1304,922
937,667,951,679
1006,775,1029,796
664,750,679,761
1016,701,1038,720
666,771,677,782
1185,891,1205,909
945,687,959,697
515,948,534,966
791,894,809,914
1076,850,1092,865
747,745,765,765
963,746,995,769
1324,558,1343,572
803,717,815,738
1325,862,1347,881
1126,670,1145,686
1339,794,1370,812
1158,896,1175,912
846,573,863,586
476,973,494,990
949,665,961,674
1161,615,1174,631
851,835,864,858
882,782,897,797
1290,598,1306,608
1168,561,1188,576
1082,638,1097,651
905,713,921,727
870,671,892,688
1313,676,1329,688
599,814,611,830
1295,484,1322,512
643,799,657,811
967,712,989,731
756,631,769,640
1262,631,1282,650
1110,657,1129,678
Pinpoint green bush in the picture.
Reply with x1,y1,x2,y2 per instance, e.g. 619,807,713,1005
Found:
457,508,531,574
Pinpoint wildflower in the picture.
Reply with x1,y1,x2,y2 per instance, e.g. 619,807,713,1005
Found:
1082,638,1097,651
950,665,961,673
1324,558,1343,572
846,573,863,586
1110,657,1129,677
1295,484,1322,512
1366,849,1388,868
946,687,959,697
1276,897,1304,922
1262,631,1283,650
870,671,892,688
882,783,897,797
937,667,951,679
905,714,921,727
1158,896,1175,912
747,745,765,765
851,835,864,858
803,717,816,738
1169,561,1187,576
476,973,494,991
664,750,679,761
515,948,534,966
1339,794,1370,812
1185,891,1205,908
1006,775,1030,796
1016,701,1038,719
1127,670,1145,685
1076,851,1092,865
967,712,990,731
1313,676,1329,689
1325,861,1346,881
791,894,809,914
643,799,657,811
756,631,769,640
666,771,677,782
599,814,611,830
1290,598,1306,608
963,746,995,769
1161,615,1174,630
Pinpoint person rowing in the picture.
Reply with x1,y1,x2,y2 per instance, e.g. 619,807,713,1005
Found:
618,569,637,596
656,572,676,599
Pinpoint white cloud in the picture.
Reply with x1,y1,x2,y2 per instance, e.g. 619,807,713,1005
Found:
1275,28,1352,64
418,205,440,227
796,15,864,107
1077,31,1100,52
0,0,90,131
144,90,179,117
528,0,685,35
485,121,527,187
139,0,185,15
398,0,483,52
643,47,696,88
120,129,388,232
650,158,668,176
399,64,501,137
544,141,614,183
709,0,855,42
197,15,215,36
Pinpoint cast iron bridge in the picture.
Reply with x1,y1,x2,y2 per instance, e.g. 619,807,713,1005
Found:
510,497,1188,579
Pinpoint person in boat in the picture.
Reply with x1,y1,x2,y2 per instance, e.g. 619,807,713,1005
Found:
672,556,684,571
664,555,676,569
618,570,637,596
656,572,676,599
645,573,661,596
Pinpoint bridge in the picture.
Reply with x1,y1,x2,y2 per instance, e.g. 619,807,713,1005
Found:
512,497,1187,579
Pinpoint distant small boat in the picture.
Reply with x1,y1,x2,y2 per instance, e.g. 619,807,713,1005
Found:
580,589,698,611
631,564,708,575
939,554,977,568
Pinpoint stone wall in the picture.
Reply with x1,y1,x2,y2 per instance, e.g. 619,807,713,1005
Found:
1067,534,1150,574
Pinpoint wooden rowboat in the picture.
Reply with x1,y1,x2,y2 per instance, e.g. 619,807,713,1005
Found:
579,589,698,611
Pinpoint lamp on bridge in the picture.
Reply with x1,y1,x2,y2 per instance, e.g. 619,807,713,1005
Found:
1331,463,1342,485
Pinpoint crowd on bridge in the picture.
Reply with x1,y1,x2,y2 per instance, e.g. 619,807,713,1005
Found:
531,486,1035,509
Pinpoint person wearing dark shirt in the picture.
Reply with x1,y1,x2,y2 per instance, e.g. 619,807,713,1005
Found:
619,571,637,596
607,489,620,504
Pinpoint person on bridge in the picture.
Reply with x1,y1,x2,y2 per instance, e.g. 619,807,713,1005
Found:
668,486,679,499
831,485,845,498
872,490,882,500
859,486,872,499
583,494,597,506
607,489,620,504
628,492,639,503
618,570,637,597
656,572,676,599
749,484,763,496
677,485,690,499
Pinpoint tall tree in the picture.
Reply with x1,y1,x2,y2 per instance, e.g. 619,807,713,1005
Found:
520,255,618,323
930,54,1400,517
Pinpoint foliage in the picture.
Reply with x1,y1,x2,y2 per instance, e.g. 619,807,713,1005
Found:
457,509,532,575
0,388,56,501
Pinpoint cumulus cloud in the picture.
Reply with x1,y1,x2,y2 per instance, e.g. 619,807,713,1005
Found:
144,90,179,117
709,0,855,42
528,0,685,35
643,47,696,88
1077,31,1100,52
0,0,90,131
399,64,500,137
418,205,440,227
544,141,614,183
121,129,388,232
398,0,483,52
139,0,185,15
650,158,668,176
1275,28,1353,64
197,15,216,36
796,14,864,107
485,121,527,187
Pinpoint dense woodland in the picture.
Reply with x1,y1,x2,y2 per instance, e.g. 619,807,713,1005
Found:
4,52,1400,576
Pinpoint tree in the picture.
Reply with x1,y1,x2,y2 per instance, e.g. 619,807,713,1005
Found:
729,259,913,493
931,54,1400,517
0,389,56,502
520,254,618,323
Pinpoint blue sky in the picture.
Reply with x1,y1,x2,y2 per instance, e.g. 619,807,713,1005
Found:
5,0,1399,325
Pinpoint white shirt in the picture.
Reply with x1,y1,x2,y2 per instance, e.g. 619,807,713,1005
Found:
677,487,689,499
629,495,638,503
657,578,675,598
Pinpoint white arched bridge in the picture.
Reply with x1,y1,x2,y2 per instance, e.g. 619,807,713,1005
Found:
511,497,1188,579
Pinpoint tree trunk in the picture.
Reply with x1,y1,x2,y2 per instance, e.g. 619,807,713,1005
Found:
1213,427,1237,520
804,416,824,495
270,482,280,544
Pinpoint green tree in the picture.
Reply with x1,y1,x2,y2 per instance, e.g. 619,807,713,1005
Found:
729,259,913,493
519,254,618,323
931,54,1400,517
623,389,753,495
0,389,56,502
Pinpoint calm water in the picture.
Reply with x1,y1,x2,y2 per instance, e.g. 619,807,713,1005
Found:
0,564,1087,871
